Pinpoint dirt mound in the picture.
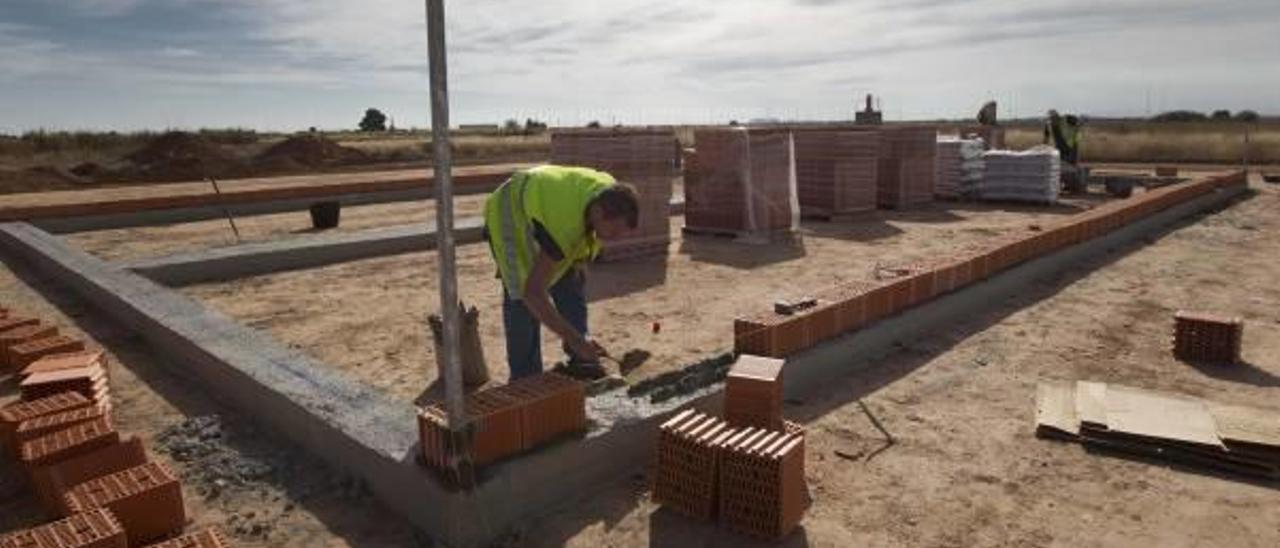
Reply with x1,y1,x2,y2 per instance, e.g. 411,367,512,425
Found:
124,131,239,181
254,135,366,168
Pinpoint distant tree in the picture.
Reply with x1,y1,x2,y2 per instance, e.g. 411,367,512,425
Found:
1235,110,1261,122
728,120,740,126
1211,109,1232,120
1150,110,1208,123
586,120,602,128
524,118,547,134
359,108,388,132
503,118,522,134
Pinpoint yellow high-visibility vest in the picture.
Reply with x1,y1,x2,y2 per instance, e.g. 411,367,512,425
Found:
483,165,615,298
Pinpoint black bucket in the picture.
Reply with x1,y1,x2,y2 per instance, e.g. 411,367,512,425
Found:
309,201,341,229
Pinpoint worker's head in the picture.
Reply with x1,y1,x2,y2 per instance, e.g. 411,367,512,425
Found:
1048,109,1061,121
1064,114,1080,127
587,183,640,240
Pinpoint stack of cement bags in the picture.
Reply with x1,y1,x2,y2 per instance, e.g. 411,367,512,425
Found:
935,137,986,199
980,146,1061,204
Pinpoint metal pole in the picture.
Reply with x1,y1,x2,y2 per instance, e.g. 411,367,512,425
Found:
425,0,472,487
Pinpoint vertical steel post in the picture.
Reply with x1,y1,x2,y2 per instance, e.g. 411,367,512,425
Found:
425,0,471,485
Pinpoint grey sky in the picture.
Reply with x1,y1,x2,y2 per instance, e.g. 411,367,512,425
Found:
1,0,1277,132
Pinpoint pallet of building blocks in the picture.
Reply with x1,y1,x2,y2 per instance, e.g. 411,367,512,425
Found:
21,361,110,408
793,129,879,218
718,424,807,539
651,410,737,520
550,128,678,261
687,128,798,240
725,355,785,431
141,528,233,548
1,324,58,369
33,436,149,516
876,126,937,209
1174,311,1244,363
21,350,107,380
0,507,127,548
64,461,186,545
935,137,985,199
980,147,1061,204
20,417,120,471
11,335,87,370
1,392,92,453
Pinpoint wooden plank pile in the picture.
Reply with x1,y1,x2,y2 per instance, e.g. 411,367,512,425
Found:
1036,380,1280,480
550,128,679,260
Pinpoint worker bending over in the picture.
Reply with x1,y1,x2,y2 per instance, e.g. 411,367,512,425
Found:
483,165,640,380
1044,110,1085,192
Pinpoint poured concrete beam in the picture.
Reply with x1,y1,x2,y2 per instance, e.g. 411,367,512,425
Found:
124,198,685,287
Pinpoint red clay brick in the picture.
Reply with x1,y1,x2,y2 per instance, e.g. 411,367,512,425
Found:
21,350,106,379
651,410,736,520
725,355,785,431
1,324,58,369
20,364,107,403
718,424,807,539
0,315,40,336
1,392,93,454
140,528,231,548
1173,310,1243,364
11,335,87,370
0,507,127,548
32,437,149,516
14,405,109,450
20,417,120,470
64,461,186,546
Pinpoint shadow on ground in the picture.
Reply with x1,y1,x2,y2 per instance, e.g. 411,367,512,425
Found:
678,236,806,269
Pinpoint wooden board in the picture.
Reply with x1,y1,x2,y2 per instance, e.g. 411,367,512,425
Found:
1210,403,1280,448
1035,380,1079,440
1103,385,1223,449
1074,381,1108,429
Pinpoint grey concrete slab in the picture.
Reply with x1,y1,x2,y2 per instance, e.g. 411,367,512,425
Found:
124,199,686,287
33,185,496,234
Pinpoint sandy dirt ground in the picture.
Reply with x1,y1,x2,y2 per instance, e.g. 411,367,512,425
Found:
65,194,490,262
181,194,1120,404
0,258,422,547
1,174,1274,548
513,176,1280,547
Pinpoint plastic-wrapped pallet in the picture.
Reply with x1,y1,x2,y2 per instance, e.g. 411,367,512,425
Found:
980,146,1061,204
877,127,937,209
687,127,799,242
935,137,986,199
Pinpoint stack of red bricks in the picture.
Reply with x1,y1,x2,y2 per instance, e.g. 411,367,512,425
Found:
876,126,938,209
793,129,880,218
734,170,1249,358
686,128,798,239
0,306,201,546
419,371,586,469
550,128,679,260
651,355,808,539
1173,311,1244,363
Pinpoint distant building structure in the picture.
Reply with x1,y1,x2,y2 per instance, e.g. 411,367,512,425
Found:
855,94,882,125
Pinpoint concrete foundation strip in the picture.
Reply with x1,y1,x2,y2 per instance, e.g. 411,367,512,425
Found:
0,174,1246,546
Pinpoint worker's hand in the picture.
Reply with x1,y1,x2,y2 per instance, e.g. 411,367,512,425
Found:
568,337,606,363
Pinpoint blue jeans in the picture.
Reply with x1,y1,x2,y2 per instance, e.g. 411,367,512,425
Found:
503,270,588,380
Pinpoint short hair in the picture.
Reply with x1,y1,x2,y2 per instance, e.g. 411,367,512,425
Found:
592,183,640,229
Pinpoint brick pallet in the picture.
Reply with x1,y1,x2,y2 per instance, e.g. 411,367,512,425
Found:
651,410,736,520
718,422,807,539
550,128,678,261
419,372,586,469
1173,311,1243,363
687,128,798,239
724,355,784,431
0,507,127,548
734,171,1247,358
64,461,186,545
877,127,937,209
793,129,879,218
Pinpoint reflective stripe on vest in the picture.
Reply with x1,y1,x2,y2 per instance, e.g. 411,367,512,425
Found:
494,174,536,297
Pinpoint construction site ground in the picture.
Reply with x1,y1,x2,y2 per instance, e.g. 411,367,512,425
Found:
1,172,1276,547
181,194,1117,403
